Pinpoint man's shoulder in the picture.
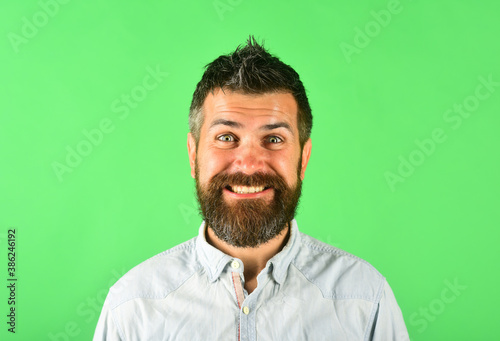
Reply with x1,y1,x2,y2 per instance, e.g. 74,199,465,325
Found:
293,232,386,302
106,237,201,309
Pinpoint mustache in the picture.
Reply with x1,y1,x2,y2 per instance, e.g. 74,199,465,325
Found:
207,172,288,191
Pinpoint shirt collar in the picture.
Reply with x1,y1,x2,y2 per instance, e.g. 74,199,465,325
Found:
267,219,300,284
195,219,301,285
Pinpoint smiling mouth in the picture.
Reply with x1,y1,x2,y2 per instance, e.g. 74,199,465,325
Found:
226,185,269,194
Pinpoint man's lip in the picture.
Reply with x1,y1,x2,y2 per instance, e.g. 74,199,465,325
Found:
223,187,273,199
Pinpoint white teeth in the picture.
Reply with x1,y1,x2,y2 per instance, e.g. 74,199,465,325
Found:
231,185,265,194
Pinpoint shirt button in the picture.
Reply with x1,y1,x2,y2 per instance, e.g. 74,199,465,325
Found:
243,306,250,315
231,261,240,269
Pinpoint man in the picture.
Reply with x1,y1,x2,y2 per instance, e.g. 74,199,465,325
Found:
94,36,409,340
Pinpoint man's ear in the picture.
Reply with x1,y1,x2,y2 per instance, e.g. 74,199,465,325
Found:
300,138,312,180
187,132,197,179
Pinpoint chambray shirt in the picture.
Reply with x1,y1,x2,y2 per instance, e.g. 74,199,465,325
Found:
94,220,409,340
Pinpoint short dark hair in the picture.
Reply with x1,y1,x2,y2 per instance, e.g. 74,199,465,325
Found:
189,36,312,147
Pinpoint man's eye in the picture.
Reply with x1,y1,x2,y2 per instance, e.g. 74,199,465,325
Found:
267,136,282,144
217,134,235,142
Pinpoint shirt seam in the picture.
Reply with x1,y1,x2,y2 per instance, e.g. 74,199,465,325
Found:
363,278,386,341
289,262,382,302
110,307,125,341
110,266,201,309
110,237,200,309
300,234,381,274
109,268,202,339
297,237,385,300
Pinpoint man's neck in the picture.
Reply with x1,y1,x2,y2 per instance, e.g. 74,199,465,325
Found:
206,224,290,293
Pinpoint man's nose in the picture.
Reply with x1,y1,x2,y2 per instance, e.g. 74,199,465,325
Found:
233,143,266,174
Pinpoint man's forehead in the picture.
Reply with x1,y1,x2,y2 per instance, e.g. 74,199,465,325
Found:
203,89,298,124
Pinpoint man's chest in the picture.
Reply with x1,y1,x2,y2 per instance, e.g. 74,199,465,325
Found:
113,272,374,341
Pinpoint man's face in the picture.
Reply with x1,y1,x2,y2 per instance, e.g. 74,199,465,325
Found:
187,89,312,248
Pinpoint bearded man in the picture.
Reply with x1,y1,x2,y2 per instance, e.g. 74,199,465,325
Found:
94,36,409,340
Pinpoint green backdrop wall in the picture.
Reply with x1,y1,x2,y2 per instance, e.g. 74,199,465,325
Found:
1,0,499,340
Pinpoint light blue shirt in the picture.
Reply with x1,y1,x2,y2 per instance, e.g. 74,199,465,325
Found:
94,220,409,340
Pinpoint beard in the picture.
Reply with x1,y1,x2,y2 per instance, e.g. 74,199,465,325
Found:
195,162,303,248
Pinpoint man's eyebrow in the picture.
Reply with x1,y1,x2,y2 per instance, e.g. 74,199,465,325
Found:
261,122,294,135
209,119,294,135
209,119,243,129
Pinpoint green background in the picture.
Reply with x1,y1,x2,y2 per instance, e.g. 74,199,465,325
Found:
1,0,499,340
